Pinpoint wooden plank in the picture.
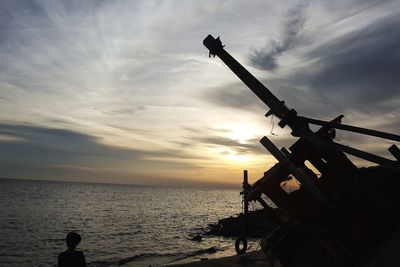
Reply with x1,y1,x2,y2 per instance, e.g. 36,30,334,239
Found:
260,136,327,203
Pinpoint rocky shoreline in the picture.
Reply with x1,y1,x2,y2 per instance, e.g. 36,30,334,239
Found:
204,208,280,238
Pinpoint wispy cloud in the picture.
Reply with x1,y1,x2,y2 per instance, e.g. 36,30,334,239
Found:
0,0,399,185
294,14,400,110
0,123,201,180
250,2,309,71
201,1,400,167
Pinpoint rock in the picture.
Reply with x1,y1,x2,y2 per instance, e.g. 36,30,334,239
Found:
204,209,280,238
191,234,202,242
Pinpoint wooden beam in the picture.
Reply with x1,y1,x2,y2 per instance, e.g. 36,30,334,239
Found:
260,136,327,203
389,145,400,161
302,136,400,173
300,116,400,142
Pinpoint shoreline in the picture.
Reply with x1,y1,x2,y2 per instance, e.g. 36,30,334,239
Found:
164,250,269,267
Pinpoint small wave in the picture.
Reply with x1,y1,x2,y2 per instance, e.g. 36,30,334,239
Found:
40,238,65,243
118,254,142,265
117,246,225,266
117,253,165,265
89,259,117,267
186,246,224,258
112,230,141,237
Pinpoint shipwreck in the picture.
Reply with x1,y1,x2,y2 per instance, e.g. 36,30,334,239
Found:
203,35,400,267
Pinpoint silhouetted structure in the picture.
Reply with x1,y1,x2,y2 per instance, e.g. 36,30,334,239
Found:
203,35,400,267
58,232,86,267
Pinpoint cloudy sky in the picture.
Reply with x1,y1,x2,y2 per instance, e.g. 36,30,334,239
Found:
0,0,399,188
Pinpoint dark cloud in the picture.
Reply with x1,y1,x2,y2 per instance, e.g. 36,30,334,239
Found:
199,136,267,155
200,9,400,164
0,161,215,188
0,123,200,180
200,76,330,122
204,10,400,120
94,105,147,116
250,2,309,71
295,15,400,109
0,0,48,24
0,0,49,36
318,0,390,16
249,10,400,115
201,82,266,113
179,131,275,156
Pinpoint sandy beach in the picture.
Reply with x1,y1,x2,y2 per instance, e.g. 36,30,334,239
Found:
166,251,270,267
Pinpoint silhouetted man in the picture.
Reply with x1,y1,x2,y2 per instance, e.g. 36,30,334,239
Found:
58,232,86,267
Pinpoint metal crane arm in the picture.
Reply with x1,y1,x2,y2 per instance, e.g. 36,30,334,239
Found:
203,35,308,136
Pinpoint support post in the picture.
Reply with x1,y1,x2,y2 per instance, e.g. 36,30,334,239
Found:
243,170,249,216
260,136,327,203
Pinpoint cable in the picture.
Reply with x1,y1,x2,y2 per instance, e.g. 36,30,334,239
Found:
270,115,278,136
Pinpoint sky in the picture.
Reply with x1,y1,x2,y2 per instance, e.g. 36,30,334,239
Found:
0,0,399,188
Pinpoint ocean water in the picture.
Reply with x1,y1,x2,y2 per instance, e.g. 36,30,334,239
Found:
0,178,255,267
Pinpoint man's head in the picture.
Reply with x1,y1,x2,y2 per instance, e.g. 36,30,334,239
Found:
66,232,81,249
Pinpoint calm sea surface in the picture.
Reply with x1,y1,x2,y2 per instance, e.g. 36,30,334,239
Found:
0,178,255,267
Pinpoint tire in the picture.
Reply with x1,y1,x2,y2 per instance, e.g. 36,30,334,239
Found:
235,237,248,254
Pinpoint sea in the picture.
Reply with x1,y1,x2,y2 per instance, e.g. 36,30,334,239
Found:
0,178,260,267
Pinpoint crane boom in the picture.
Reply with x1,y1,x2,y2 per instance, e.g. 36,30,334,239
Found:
203,34,308,136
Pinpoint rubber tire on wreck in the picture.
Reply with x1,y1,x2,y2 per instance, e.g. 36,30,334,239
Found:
235,237,247,254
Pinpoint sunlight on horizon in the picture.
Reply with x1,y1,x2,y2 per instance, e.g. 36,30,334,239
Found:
0,0,398,187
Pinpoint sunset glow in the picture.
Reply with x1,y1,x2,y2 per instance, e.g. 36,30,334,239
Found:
0,1,399,188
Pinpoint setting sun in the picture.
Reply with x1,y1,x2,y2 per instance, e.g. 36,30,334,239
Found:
223,123,263,144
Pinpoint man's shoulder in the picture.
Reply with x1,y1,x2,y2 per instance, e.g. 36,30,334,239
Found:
75,250,84,256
